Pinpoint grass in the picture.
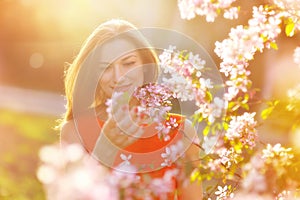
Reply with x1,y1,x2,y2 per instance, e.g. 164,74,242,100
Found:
0,109,59,199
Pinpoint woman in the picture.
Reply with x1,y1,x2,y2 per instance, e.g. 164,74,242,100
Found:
60,19,203,199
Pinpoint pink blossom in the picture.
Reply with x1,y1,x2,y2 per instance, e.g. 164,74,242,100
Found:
223,7,239,20
215,185,234,200
178,0,239,22
37,144,118,200
225,112,257,149
161,141,184,167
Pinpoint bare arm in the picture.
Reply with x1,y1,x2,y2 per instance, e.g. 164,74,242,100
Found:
93,104,145,167
60,120,82,146
179,119,203,200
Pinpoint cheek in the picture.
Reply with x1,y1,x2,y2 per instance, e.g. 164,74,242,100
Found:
128,67,144,83
99,71,111,85
99,72,112,95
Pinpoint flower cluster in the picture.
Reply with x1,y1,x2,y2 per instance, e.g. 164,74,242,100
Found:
195,96,227,124
215,6,281,101
225,112,257,149
159,45,226,125
215,3,300,101
161,141,184,167
271,0,300,40
240,144,296,197
37,143,117,200
213,185,235,200
177,0,239,22
133,83,173,109
241,153,268,193
37,143,181,200
262,143,294,169
159,45,207,102
132,83,173,122
132,83,182,141
155,114,180,141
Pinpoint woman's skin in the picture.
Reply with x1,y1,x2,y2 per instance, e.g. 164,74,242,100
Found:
98,38,144,98
61,33,203,200
96,38,147,148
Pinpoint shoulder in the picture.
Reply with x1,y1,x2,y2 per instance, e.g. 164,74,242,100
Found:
60,120,81,145
179,118,201,163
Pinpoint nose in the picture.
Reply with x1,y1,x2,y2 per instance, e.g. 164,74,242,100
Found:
112,64,123,83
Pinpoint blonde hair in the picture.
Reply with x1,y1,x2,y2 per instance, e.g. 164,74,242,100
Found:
63,19,159,123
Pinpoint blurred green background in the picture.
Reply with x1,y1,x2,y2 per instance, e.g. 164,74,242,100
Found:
0,0,300,199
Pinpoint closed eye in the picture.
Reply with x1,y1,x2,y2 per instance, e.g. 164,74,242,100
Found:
124,61,136,67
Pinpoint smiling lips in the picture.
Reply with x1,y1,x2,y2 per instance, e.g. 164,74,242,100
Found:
113,83,133,92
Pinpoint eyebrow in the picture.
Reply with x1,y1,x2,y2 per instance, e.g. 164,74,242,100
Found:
121,54,137,61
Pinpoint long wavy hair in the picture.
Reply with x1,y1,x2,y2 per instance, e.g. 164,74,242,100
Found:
62,19,159,125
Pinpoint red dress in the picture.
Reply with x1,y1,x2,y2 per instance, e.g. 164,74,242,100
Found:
75,112,185,199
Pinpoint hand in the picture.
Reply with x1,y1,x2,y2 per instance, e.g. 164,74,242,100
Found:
102,97,145,149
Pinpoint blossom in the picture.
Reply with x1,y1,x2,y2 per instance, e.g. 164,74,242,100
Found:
109,164,139,188
149,169,179,199
133,83,173,109
37,144,117,200
275,190,300,200
162,75,195,101
225,112,257,149
241,154,267,193
155,115,180,141
223,7,239,20
216,147,239,168
215,185,234,200
159,45,216,114
262,143,294,165
195,97,226,123
178,0,239,22
199,78,213,89
119,153,132,167
177,0,197,20
214,5,286,100
161,141,184,167
202,135,219,154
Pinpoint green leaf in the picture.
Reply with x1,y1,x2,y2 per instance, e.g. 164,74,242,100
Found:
241,103,249,111
228,102,235,110
261,100,279,120
244,93,249,101
203,125,210,136
270,42,278,50
285,20,295,37
261,107,273,120
190,170,200,182
222,122,229,130
212,122,222,134
206,91,213,102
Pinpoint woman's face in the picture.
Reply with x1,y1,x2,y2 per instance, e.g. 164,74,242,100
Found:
98,38,144,99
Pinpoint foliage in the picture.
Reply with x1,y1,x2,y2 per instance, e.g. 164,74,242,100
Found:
36,0,300,199
0,109,57,199
178,0,300,199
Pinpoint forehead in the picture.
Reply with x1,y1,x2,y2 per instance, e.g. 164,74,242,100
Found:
94,38,138,63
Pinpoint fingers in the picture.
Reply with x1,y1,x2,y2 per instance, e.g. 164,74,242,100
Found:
112,104,142,135
103,107,145,148
103,93,148,148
